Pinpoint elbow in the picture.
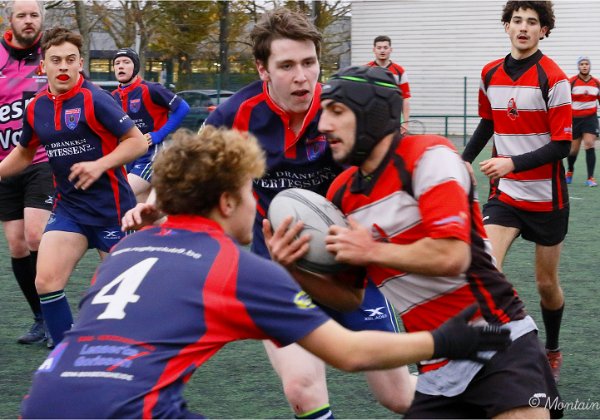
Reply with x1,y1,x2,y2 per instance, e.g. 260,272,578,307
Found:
438,247,471,276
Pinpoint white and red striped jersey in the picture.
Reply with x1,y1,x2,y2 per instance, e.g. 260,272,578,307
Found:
366,61,411,99
327,134,525,373
570,75,600,118
479,51,572,212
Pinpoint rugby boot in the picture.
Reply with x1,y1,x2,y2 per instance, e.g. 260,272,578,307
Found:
17,318,47,344
546,349,563,384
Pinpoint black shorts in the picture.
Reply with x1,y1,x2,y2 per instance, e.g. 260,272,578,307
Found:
573,115,599,139
0,162,54,221
405,331,563,419
482,198,568,246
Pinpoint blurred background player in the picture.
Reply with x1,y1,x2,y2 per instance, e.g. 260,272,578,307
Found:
112,48,189,203
0,0,54,346
461,1,571,383
265,65,562,419
20,126,510,419
0,27,147,346
566,56,600,187
366,35,411,134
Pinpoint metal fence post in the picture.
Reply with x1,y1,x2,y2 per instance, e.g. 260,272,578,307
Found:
463,76,467,146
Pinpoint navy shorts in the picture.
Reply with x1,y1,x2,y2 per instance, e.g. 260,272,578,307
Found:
483,198,568,246
44,212,126,253
126,143,163,182
405,331,563,419
573,115,599,139
0,162,54,221
322,280,400,333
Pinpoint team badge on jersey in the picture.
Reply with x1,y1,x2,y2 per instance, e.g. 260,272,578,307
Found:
507,98,519,120
129,98,141,113
65,108,81,130
306,135,327,161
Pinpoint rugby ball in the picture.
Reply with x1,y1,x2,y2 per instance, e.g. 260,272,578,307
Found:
268,188,349,274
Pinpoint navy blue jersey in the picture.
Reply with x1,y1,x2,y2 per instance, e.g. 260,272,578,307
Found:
206,81,341,256
111,77,183,160
21,215,329,419
21,76,136,226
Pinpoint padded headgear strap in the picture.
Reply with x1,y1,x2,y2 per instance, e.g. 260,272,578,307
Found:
321,66,402,165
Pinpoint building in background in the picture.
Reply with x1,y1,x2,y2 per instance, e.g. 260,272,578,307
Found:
351,1,600,137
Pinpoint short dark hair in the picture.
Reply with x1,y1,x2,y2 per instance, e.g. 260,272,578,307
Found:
373,35,391,46
41,27,83,57
250,7,322,67
501,1,555,38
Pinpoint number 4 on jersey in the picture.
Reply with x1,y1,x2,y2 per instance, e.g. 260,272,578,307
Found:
91,258,159,320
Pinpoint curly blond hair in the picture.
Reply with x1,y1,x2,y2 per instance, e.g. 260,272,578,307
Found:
152,127,265,216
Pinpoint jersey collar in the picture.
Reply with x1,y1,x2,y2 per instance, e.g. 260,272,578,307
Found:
118,75,142,94
262,81,322,150
162,214,225,234
45,74,84,102
2,30,41,60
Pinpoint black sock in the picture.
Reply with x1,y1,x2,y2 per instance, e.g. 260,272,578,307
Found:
567,154,577,173
586,148,596,178
541,302,564,351
12,255,41,317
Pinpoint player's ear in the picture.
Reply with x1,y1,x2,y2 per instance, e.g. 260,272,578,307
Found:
256,59,270,82
218,191,236,217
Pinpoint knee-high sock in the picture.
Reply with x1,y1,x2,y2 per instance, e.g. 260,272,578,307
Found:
567,153,577,173
541,302,564,351
39,290,73,344
586,148,596,178
12,255,41,318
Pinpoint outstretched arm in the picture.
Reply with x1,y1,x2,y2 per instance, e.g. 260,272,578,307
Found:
299,306,511,372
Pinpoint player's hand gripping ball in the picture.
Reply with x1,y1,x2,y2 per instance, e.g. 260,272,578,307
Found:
268,188,349,274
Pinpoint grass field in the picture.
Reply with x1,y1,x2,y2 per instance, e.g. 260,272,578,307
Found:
1,150,600,418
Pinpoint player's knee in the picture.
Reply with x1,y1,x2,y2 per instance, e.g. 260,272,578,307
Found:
282,375,328,412
374,393,412,414
7,240,30,258
35,274,65,294
23,229,43,251
535,278,561,299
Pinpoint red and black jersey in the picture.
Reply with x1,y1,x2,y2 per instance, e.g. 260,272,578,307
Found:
328,134,525,372
478,50,572,212
366,60,411,99
570,74,600,118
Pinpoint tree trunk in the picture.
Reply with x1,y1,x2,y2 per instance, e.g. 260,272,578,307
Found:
73,0,91,76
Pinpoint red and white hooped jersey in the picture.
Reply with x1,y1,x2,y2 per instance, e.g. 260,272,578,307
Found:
366,61,411,100
479,51,571,212
570,75,600,118
327,134,525,373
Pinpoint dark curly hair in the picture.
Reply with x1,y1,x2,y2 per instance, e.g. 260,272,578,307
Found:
502,1,555,38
